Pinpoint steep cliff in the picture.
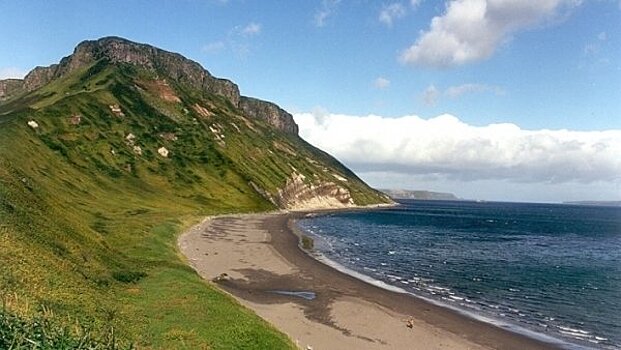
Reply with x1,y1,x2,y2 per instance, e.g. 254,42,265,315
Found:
239,96,299,134
0,79,24,101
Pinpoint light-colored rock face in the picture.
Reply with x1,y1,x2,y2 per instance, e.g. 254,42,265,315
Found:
157,147,169,158
275,172,355,210
27,120,39,129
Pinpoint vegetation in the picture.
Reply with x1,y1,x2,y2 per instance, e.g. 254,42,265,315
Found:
0,304,132,350
0,56,387,348
300,235,314,251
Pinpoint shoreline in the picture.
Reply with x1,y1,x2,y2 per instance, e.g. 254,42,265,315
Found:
179,210,561,349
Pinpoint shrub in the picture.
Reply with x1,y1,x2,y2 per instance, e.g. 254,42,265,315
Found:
301,235,314,250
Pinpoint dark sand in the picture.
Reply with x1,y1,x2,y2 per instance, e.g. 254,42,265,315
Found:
179,212,561,349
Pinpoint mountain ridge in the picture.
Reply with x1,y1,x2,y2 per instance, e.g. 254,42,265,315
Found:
0,36,298,134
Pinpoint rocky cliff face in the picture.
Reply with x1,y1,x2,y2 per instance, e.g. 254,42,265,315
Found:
0,79,24,101
1,36,297,134
275,173,355,210
240,97,298,135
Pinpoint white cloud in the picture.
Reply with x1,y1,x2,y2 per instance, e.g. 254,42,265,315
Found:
444,83,504,98
294,111,621,186
205,22,262,58
374,77,391,89
0,67,27,80
379,3,407,26
315,0,342,27
422,85,440,105
411,0,422,8
241,22,262,36
400,0,582,68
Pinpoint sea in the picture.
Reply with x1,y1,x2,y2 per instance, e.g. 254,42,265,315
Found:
296,200,621,349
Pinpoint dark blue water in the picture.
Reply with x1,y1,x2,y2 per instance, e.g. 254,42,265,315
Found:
296,200,621,349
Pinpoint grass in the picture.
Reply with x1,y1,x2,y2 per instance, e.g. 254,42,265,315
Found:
0,58,389,348
0,304,132,350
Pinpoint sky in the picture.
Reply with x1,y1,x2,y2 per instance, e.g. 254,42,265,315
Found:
0,0,620,202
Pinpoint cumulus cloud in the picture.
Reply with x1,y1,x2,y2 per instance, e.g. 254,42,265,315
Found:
379,3,407,26
315,0,342,27
374,77,391,89
400,0,582,68
293,111,621,185
0,67,27,79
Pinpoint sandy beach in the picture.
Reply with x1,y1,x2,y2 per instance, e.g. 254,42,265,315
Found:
178,212,558,350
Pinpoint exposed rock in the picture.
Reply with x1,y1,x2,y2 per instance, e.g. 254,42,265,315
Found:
157,147,169,158
20,36,240,107
109,104,125,117
192,103,213,118
151,79,180,103
132,145,142,155
125,133,136,144
0,79,24,101
159,132,177,141
249,181,277,206
69,115,82,125
332,173,348,182
240,96,298,135
27,120,39,129
275,172,355,210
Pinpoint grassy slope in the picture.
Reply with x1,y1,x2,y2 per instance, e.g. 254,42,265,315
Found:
0,60,388,348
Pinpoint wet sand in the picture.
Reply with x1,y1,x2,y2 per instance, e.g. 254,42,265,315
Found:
179,212,559,349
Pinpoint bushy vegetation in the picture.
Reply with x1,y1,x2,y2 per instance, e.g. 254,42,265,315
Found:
0,58,387,348
301,235,314,250
0,305,132,350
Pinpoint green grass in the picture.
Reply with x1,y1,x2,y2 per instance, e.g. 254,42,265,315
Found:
0,59,388,348
0,305,132,350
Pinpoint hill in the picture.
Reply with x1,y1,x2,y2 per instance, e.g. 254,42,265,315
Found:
0,36,390,348
380,189,459,201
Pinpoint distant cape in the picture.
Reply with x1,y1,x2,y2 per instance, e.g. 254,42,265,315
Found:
380,189,459,201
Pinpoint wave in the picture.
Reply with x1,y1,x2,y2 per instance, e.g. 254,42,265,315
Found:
298,230,585,349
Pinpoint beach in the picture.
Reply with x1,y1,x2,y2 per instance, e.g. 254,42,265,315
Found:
178,212,558,350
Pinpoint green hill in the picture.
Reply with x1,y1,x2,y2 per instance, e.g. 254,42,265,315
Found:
0,37,390,348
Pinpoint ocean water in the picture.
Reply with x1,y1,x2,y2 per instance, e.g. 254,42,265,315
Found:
296,200,621,349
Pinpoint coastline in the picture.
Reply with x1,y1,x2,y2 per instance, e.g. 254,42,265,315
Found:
179,210,560,349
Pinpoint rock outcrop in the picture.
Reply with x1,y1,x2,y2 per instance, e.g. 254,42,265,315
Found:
275,173,355,210
1,36,298,134
0,79,24,101
240,97,298,135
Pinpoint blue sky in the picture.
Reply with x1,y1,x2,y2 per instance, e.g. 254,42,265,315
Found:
1,0,620,201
